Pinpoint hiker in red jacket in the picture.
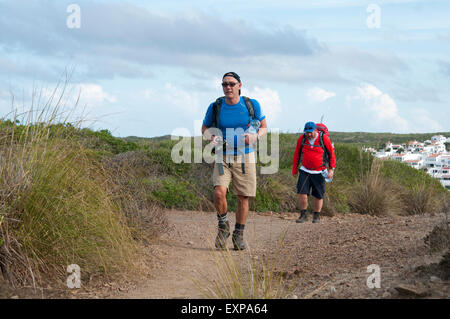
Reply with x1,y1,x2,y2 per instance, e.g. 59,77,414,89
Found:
292,122,336,223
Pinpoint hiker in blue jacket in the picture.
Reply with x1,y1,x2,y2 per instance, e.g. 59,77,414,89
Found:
201,72,267,250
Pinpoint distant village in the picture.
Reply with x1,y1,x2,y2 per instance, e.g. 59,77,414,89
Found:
363,135,450,190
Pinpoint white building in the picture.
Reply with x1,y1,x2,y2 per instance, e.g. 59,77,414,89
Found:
440,155,450,167
366,135,449,190
441,175,450,189
424,153,442,169
403,159,424,169
406,140,424,153
431,135,446,143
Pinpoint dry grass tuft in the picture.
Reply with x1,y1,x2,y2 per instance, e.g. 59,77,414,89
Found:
348,159,401,216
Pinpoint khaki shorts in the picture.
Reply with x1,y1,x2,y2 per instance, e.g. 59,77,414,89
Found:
212,152,257,197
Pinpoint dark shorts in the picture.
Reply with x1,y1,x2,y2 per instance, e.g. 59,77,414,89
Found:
296,170,325,199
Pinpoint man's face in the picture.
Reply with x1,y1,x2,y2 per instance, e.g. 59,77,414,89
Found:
222,76,241,99
305,130,317,139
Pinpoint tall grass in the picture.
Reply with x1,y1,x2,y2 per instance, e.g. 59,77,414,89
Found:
401,182,439,215
197,228,295,299
0,83,142,288
348,157,401,216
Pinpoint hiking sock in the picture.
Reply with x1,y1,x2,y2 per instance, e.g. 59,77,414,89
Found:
217,213,228,225
312,212,320,223
235,223,245,231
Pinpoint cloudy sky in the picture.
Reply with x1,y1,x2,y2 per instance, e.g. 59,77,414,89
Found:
1,0,449,137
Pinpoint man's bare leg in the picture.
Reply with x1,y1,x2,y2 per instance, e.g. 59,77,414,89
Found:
214,186,228,215
313,197,323,213
214,186,230,249
298,194,308,211
236,195,249,224
312,196,323,223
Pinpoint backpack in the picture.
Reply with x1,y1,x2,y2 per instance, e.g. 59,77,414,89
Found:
212,96,255,128
211,96,255,175
297,123,333,169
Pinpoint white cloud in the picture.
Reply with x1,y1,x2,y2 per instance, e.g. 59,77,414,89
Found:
79,84,117,105
351,83,409,132
0,1,408,86
410,108,443,132
161,83,201,114
242,86,282,122
307,87,336,103
141,89,155,100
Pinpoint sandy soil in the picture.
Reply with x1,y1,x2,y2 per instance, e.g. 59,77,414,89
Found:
1,209,447,299
113,210,449,299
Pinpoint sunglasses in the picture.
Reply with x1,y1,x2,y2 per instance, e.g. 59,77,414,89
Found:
221,82,239,88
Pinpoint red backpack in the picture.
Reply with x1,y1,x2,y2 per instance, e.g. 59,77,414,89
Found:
315,123,329,138
297,123,333,168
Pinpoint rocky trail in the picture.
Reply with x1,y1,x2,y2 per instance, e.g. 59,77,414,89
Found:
2,209,447,299
115,210,449,299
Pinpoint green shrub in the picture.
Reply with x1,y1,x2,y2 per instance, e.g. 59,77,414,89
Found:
152,177,201,210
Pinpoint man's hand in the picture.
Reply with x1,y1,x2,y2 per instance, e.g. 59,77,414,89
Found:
242,133,258,145
328,168,334,180
211,135,219,145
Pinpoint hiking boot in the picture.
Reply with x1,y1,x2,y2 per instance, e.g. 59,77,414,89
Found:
215,221,230,249
296,211,308,223
232,229,246,251
312,212,320,223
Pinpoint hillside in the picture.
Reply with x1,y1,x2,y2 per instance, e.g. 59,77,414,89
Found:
127,132,448,215
125,131,450,149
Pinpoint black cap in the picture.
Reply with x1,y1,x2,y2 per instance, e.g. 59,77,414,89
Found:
222,72,241,83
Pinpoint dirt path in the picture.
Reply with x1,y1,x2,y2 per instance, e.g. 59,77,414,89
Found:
116,210,449,299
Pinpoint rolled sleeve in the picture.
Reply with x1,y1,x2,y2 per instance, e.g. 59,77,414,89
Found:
251,99,266,122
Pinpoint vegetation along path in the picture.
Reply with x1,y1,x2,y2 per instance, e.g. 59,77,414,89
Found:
115,209,449,299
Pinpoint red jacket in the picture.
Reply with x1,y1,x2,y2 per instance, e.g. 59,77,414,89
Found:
292,133,336,175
